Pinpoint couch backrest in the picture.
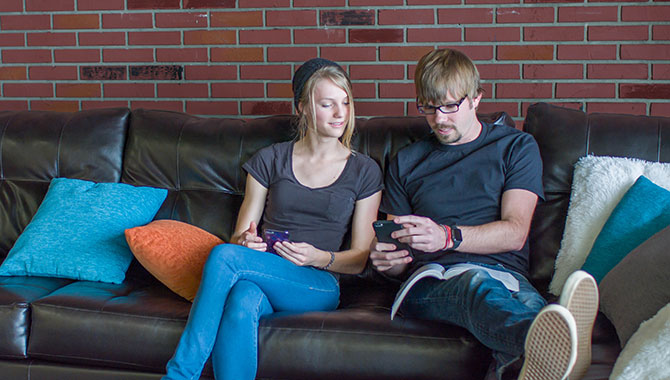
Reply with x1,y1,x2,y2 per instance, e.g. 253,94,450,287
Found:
0,108,130,258
0,106,513,279
524,102,670,293
121,109,513,241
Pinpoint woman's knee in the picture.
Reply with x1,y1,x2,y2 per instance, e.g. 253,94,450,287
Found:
204,244,243,274
224,281,271,324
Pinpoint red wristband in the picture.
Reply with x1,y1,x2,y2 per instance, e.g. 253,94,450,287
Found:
441,224,451,251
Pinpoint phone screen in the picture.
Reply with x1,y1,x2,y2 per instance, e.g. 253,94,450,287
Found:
264,229,290,254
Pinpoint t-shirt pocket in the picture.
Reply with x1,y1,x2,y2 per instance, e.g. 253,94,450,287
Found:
326,193,355,224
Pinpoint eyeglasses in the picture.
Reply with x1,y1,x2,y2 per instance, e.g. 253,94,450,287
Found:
416,96,467,115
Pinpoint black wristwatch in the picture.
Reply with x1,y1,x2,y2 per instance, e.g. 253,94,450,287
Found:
449,225,462,250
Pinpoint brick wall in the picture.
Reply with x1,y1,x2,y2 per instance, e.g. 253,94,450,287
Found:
1,0,669,121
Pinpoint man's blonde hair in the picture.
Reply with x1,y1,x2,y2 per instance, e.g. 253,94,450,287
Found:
415,49,483,106
297,65,355,149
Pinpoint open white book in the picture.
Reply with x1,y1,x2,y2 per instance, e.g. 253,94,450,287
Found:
390,263,520,320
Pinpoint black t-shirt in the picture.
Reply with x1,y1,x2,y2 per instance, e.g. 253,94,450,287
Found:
381,122,544,277
243,141,383,252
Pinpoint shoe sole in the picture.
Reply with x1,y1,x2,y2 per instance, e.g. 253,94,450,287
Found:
559,270,599,380
518,305,577,380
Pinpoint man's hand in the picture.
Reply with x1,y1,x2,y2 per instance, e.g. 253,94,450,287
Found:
236,221,267,252
392,215,448,253
369,237,412,276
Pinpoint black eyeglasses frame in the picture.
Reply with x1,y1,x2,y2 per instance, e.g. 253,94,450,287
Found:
416,96,468,115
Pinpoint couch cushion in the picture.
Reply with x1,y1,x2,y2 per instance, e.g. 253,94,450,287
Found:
121,110,296,242
0,178,167,284
599,225,670,347
28,275,189,374
0,276,72,359
27,274,491,380
125,219,224,301
550,156,670,295
523,102,670,292
257,308,490,380
0,359,179,380
0,108,130,261
582,175,670,283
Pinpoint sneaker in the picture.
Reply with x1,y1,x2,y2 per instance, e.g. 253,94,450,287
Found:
559,270,599,380
518,304,577,380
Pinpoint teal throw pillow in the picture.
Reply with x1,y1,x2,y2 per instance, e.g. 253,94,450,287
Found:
0,178,167,284
582,175,670,283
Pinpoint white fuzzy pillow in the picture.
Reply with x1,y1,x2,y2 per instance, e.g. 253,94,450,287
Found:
609,302,670,380
549,156,670,295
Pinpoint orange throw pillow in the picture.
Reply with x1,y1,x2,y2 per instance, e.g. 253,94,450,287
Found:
125,220,224,301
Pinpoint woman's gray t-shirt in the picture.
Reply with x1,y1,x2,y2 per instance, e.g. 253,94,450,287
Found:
242,141,383,252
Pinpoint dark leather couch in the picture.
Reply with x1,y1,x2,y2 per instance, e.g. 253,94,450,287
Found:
2,103,666,379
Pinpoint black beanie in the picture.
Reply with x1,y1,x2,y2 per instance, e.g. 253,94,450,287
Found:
292,58,343,109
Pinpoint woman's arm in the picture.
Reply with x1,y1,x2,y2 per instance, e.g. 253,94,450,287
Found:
231,174,268,251
274,190,382,274
333,191,382,273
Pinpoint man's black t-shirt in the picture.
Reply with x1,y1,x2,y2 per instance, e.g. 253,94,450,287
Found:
381,122,544,277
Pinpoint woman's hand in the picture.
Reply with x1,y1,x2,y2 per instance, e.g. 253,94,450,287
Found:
273,241,330,268
369,237,411,276
236,221,267,252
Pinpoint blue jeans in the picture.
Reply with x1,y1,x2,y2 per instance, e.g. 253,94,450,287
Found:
163,244,340,380
399,263,546,380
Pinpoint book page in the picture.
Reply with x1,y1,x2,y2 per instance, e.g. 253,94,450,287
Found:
390,263,444,320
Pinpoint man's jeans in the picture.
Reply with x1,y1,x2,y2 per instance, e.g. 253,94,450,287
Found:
399,263,546,380
163,244,340,380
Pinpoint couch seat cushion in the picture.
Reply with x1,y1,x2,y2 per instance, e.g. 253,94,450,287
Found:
27,275,492,380
27,277,189,374
257,308,490,380
0,276,72,359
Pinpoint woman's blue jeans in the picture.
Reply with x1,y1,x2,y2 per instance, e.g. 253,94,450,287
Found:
163,243,340,380
399,263,546,380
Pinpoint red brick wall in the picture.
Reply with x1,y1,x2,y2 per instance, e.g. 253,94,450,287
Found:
1,0,669,120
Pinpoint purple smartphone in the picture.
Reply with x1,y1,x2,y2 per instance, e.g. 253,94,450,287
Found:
264,228,290,254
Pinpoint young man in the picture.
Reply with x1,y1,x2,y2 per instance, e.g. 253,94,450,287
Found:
370,48,599,380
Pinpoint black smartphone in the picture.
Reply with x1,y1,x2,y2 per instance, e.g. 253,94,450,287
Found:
372,220,412,256
264,229,290,254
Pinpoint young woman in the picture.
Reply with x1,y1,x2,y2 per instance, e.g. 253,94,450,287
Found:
163,58,383,380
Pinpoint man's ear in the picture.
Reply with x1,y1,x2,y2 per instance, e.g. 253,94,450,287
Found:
471,93,483,109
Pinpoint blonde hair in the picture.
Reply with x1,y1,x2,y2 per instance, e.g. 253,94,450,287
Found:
415,49,483,106
296,65,355,149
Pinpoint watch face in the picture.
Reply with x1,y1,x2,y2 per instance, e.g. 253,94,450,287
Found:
450,226,462,250
452,227,462,241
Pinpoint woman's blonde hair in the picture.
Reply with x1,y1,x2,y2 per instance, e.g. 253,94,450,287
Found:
415,49,484,106
296,65,355,149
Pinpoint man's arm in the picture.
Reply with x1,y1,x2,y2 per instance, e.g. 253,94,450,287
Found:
455,189,538,253
392,189,538,254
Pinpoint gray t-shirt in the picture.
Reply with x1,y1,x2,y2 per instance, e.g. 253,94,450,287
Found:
243,141,383,252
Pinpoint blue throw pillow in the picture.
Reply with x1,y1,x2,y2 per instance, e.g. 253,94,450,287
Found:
582,175,670,283
0,178,167,284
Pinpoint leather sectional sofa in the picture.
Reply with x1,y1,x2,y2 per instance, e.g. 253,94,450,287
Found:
2,103,666,379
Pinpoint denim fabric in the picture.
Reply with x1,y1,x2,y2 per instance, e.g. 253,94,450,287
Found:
399,262,546,380
163,243,340,380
